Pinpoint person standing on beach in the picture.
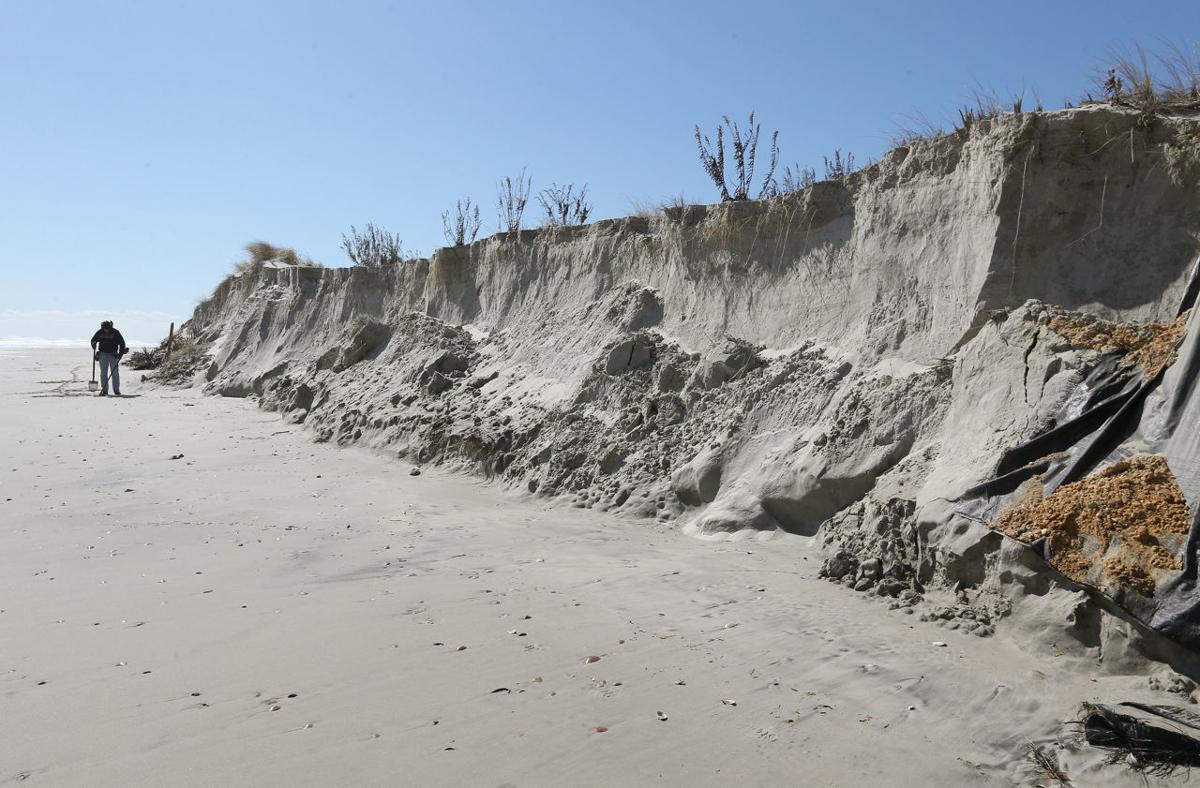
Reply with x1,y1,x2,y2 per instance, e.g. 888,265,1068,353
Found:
90,320,127,396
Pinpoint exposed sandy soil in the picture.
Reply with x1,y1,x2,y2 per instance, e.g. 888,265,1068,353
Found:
0,349,1186,787
1046,310,1190,377
994,455,1191,596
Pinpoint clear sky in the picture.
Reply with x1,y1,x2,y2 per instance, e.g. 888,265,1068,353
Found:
2,0,1198,345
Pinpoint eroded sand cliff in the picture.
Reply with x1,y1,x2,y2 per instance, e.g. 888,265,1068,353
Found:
176,105,1200,670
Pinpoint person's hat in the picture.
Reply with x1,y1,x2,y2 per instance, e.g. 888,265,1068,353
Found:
101,320,113,328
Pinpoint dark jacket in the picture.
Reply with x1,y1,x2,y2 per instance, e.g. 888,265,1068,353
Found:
91,329,127,355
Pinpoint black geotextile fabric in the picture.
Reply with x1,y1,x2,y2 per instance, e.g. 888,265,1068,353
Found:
960,260,1200,652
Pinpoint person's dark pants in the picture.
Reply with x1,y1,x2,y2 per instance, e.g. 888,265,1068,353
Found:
98,352,121,395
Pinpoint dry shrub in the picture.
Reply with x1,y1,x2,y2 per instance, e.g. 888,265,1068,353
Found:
236,241,319,273
955,87,1030,136
891,110,949,146
128,331,203,373
340,223,409,268
1091,42,1200,126
780,164,816,193
442,199,482,246
822,150,856,183
694,112,779,201
132,331,208,385
497,169,531,233
127,345,165,370
629,194,689,219
537,183,591,227
150,342,209,386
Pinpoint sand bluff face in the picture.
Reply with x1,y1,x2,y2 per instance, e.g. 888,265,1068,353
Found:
180,106,1200,667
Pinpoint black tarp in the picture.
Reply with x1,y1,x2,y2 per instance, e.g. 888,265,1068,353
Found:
961,259,1200,651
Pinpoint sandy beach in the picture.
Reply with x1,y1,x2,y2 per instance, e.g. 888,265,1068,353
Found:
0,348,1175,786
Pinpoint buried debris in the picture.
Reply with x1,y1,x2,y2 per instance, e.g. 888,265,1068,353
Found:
1078,702,1200,777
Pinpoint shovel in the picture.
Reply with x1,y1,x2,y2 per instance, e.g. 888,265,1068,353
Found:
88,350,98,392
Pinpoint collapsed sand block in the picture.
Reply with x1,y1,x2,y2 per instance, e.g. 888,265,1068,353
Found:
605,335,655,375
670,445,723,505
687,338,762,392
334,319,391,372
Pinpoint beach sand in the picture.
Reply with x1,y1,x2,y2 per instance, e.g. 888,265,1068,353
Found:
0,349,1169,786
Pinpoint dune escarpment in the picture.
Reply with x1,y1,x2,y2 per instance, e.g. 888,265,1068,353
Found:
181,106,1200,666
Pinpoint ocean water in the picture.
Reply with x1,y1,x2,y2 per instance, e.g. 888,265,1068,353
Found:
0,336,157,349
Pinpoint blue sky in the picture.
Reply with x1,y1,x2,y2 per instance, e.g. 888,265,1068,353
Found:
2,0,1198,345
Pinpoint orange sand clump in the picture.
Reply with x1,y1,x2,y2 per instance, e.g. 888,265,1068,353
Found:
1047,310,1189,377
993,454,1192,597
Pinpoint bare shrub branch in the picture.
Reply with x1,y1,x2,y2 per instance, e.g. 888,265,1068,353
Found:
442,198,482,246
537,183,592,226
694,112,779,202
340,223,408,268
497,169,531,233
